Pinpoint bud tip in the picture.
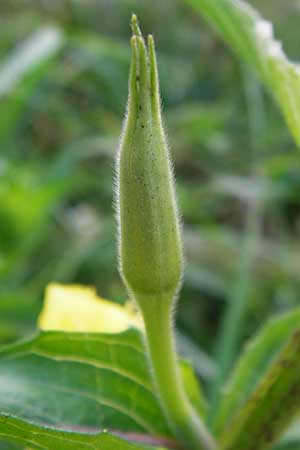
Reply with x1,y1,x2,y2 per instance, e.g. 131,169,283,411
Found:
147,34,154,46
131,14,142,37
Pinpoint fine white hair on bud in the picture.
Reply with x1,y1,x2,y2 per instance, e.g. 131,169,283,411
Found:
114,18,218,450
115,14,183,307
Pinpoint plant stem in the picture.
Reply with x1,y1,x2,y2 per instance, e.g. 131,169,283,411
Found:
139,294,217,450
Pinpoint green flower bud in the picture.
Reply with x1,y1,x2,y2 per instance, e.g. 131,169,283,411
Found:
116,15,182,305
115,17,217,450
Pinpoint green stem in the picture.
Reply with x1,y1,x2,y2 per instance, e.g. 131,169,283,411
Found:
139,294,217,450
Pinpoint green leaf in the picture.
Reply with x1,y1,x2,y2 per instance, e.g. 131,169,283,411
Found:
186,0,300,145
0,414,152,450
0,329,169,437
0,26,64,144
0,328,204,447
221,329,300,450
180,359,206,417
214,308,300,434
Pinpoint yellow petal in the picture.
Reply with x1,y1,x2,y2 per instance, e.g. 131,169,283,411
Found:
38,283,143,333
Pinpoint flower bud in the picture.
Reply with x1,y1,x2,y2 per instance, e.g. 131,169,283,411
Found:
116,16,182,305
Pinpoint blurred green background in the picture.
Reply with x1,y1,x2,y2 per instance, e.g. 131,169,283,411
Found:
1,0,300,378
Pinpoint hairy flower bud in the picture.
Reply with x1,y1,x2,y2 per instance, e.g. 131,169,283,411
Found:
116,15,182,304
115,18,217,450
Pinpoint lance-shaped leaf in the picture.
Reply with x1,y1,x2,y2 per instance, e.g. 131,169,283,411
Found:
0,26,64,143
213,308,300,434
0,328,204,447
186,0,300,146
0,414,160,450
0,329,169,437
221,329,300,450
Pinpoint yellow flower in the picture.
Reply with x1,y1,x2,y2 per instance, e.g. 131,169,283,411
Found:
38,283,143,333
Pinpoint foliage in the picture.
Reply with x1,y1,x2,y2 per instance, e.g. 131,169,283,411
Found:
187,0,300,146
1,0,300,449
